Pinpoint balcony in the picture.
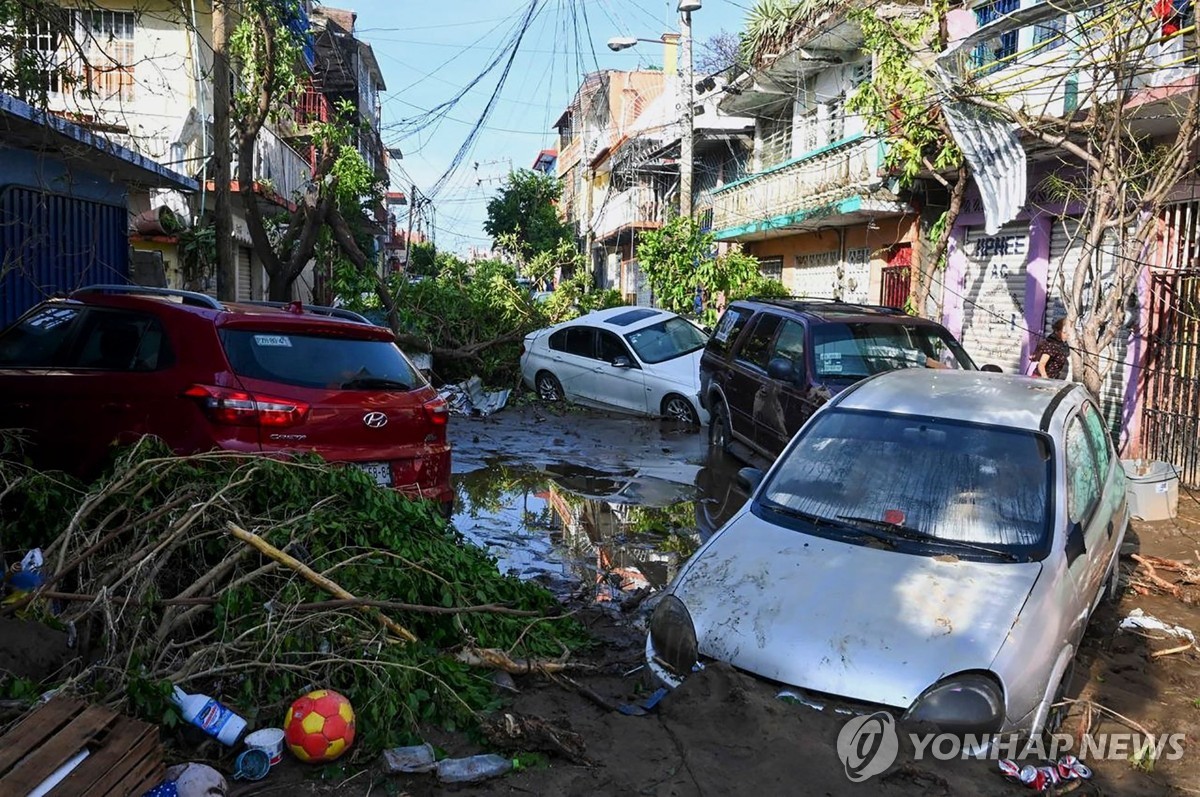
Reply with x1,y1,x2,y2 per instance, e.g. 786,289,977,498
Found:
591,185,663,241
711,135,905,241
230,123,312,208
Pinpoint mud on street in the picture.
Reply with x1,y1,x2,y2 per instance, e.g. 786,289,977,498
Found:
337,403,1200,797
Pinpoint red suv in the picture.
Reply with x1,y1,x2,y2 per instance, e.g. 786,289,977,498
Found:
0,286,452,512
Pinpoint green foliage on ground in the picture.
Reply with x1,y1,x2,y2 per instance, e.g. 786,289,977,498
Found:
0,441,587,758
636,216,790,327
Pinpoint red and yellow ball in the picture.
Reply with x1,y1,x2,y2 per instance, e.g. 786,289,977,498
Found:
283,690,356,763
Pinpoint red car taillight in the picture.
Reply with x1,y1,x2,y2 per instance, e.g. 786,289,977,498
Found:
183,384,310,427
423,397,449,427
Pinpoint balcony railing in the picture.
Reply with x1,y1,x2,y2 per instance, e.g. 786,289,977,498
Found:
233,124,312,204
711,135,878,235
591,185,663,239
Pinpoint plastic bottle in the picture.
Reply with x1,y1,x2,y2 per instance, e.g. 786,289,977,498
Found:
435,754,513,783
171,686,247,746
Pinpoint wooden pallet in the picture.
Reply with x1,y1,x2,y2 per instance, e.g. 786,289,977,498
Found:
0,697,163,797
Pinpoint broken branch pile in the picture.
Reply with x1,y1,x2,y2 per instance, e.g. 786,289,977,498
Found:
1129,554,1200,601
0,438,586,757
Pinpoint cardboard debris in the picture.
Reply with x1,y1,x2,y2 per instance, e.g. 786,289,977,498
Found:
439,376,510,417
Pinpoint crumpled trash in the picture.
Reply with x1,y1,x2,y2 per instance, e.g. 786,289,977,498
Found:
437,376,511,417
383,743,437,773
1118,608,1196,643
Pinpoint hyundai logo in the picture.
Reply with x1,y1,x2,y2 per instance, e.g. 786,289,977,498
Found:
362,411,388,428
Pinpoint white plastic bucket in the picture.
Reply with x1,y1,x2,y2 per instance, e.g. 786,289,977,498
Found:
245,727,285,766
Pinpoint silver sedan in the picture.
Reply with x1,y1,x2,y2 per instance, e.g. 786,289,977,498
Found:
647,369,1128,736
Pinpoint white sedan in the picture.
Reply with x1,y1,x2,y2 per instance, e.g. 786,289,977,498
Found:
520,307,708,425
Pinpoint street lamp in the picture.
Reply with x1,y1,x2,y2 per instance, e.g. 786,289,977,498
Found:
605,0,700,219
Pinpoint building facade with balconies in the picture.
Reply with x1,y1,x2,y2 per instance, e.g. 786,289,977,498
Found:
5,0,317,301
711,8,920,306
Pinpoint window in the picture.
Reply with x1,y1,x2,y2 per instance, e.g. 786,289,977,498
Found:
605,308,661,327
758,256,783,282
0,306,82,366
78,10,136,101
23,15,67,95
812,322,976,378
1065,416,1101,525
735,314,782,370
221,330,422,390
759,113,792,169
971,0,1019,75
73,310,171,371
597,330,631,363
759,409,1052,556
771,320,806,369
549,326,595,358
624,318,706,365
1081,402,1112,472
708,307,754,357
1032,14,1067,52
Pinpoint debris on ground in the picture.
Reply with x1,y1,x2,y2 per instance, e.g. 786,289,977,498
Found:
438,376,511,417
1118,608,1196,643
382,743,437,774
1128,554,1200,600
480,712,589,764
435,753,514,783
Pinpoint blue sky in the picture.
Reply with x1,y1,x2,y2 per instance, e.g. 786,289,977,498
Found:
343,1,752,254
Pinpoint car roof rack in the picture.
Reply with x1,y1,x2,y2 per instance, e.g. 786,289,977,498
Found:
747,296,908,315
238,300,374,325
71,284,224,310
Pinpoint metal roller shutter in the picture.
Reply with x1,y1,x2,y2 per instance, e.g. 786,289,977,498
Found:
1047,219,1129,438
843,247,871,304
959,224,1029,374
792,250,840,298
236,247,253,302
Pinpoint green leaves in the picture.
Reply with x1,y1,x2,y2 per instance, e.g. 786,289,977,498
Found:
484,170,574,259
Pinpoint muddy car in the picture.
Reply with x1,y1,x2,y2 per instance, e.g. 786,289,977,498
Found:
647,369,1127,737
702,298,976,463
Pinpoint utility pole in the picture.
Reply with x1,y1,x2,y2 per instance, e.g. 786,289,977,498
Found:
679,1,697,220
212,0,235,300
405,183,416,272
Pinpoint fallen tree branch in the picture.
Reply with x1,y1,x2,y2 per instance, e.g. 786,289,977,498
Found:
1150,642,1194,659
456,646,594,674
227,522,418,643
294,598,542,616
1132,554,1183,597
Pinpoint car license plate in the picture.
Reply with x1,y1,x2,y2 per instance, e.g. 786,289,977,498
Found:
354,461,392,486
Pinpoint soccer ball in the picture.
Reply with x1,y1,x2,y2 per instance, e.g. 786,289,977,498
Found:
284,690,356,762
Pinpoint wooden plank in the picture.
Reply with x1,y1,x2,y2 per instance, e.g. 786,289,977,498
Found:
110,754,165,797
0,705,116,794
51,718,155,797
0,699,85,776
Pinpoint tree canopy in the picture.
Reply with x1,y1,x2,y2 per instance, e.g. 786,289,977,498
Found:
483,169,573,257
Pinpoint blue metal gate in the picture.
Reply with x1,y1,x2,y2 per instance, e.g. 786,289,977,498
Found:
0,187,128,327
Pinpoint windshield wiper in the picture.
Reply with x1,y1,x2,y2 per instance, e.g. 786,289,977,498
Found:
764,504,894,546
835,515,1021,562
340,377,412,391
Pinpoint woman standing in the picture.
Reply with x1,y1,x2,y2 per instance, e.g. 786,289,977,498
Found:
1031,317,1070,379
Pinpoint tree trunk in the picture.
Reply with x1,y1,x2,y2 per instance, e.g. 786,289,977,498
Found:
211,0,235,301
268,270,293,302
911,165,967,319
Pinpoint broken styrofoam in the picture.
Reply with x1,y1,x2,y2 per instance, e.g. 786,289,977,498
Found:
438,376,511,417
1118,608,1196,643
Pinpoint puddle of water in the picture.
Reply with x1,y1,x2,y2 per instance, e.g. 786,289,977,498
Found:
452,452,751,602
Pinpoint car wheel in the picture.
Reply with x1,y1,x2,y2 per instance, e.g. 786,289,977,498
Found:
1102,559,1122,603
1043,660,1077,735
535,371,564,402
662,394,699,425
709,400,732,452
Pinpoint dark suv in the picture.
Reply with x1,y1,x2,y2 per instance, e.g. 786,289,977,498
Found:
0,286,452,511
701,298,975,463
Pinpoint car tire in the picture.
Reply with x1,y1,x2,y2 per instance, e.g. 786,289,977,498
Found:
1102,558,1122,603
1043,660,1077,736
709,400,732,452
662,394,700,426
535,371,564,402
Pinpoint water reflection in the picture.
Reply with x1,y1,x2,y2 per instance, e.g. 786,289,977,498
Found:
452,450,750,602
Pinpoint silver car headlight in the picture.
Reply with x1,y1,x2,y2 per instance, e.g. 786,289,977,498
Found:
649,594,699,676
903,673,1004,734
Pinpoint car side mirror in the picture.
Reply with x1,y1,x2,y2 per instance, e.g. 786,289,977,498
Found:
611,356,632,368
1065,521,1086,564
981,364,1003,373
766,356,797,383
737,467,764,493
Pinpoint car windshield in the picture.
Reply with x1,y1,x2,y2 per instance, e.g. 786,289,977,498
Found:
221,330,424,390
624,317,707,365
812,322,975,378
758,409,1052,557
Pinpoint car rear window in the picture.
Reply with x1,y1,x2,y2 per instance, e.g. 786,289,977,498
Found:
812,322,975,378
707,307,754,358
0,306,82,366
220,330,424,391
759,409,1052,557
